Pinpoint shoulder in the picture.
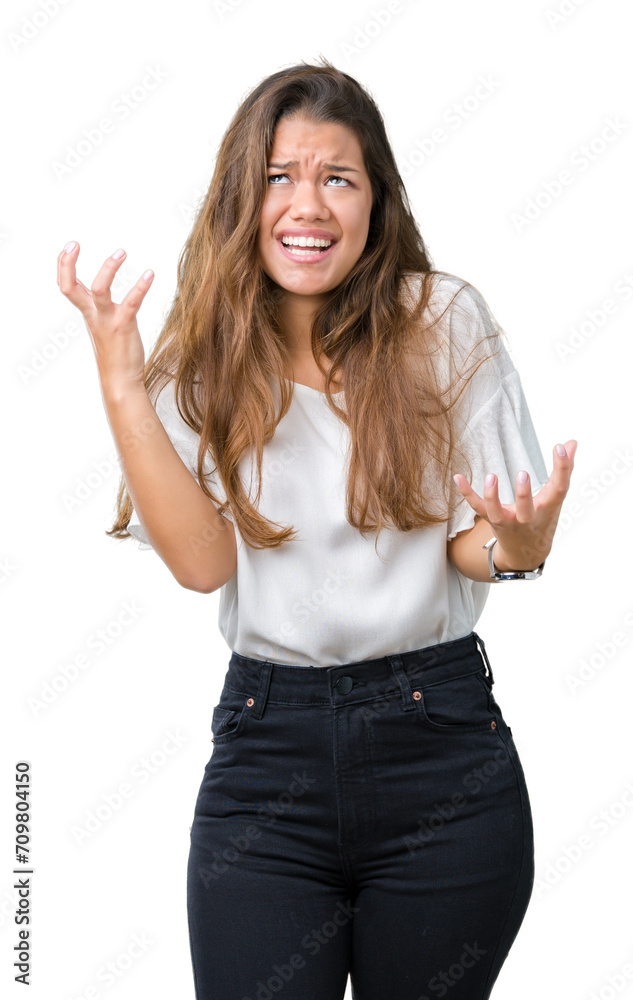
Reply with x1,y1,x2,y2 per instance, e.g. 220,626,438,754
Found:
399,271,500,346
404,273,519,402
401,271,504,362
401,270,492,317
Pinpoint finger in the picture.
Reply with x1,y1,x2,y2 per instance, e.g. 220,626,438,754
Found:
57,240,78,285
57,242,93,313
119,267,155,317
563,439,578,467
548,440,577,501
452,473,488,519
514,469,536,524
91,248,129,314
482,472,507,526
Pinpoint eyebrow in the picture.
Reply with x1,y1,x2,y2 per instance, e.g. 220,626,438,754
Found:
267,160,360,173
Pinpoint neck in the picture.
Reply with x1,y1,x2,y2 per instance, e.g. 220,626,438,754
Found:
277,288,328,356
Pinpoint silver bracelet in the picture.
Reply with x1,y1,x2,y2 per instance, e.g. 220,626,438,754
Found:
482,536,545,581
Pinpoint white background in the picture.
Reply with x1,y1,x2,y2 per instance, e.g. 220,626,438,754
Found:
3,0,632,997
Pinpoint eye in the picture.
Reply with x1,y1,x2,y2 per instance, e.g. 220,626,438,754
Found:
267,173,351,187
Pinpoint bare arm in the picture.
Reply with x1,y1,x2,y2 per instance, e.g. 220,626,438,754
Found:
58,240,236,593
103,385,236,592
447,516,499,582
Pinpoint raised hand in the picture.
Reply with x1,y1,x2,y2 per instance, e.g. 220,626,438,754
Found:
452,439,578,572
56,241,154,398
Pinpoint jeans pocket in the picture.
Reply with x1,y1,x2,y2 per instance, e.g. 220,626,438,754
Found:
211,689,254,745
413,666,499,734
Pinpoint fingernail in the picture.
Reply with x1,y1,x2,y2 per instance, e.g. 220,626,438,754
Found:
142,269,154,282
453,475,461,486
485,473,495,487
63,241,77,253
518,470,528,484
112,248,125,260
556,444,567,457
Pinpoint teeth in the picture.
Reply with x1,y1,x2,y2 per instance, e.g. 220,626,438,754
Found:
281,236,333,248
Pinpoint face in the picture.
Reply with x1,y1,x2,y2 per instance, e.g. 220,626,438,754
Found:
257,115,374,304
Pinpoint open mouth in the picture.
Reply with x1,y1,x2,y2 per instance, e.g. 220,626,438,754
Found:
277,238,337,262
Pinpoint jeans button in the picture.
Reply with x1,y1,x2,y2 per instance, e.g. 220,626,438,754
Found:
335,676,354,695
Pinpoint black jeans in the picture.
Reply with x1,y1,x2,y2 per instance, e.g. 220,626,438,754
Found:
187,631,534,1000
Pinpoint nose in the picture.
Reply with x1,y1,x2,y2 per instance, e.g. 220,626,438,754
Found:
288,181,330,221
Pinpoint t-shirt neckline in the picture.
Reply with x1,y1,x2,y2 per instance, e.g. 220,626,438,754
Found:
282,376,345,397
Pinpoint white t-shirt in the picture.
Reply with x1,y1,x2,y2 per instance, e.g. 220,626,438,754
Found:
127,273,549,666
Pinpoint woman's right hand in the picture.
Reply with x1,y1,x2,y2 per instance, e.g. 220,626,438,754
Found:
57,241,154,398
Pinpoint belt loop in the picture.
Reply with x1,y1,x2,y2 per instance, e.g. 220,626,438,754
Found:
250,660,273,720
385,653,416,713
472,632,494,685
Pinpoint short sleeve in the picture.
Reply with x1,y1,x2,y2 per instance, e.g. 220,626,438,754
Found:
443,279,550,540
127,379,221,550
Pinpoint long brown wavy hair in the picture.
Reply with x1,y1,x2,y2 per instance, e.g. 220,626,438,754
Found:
107,57,503,552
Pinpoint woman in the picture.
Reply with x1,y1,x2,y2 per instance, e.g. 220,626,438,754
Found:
58,59,576,1000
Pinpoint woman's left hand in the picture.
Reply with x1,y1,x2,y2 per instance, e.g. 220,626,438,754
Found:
452,439,578,572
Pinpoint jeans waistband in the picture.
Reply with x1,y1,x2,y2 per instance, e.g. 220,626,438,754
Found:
225,631,494,719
